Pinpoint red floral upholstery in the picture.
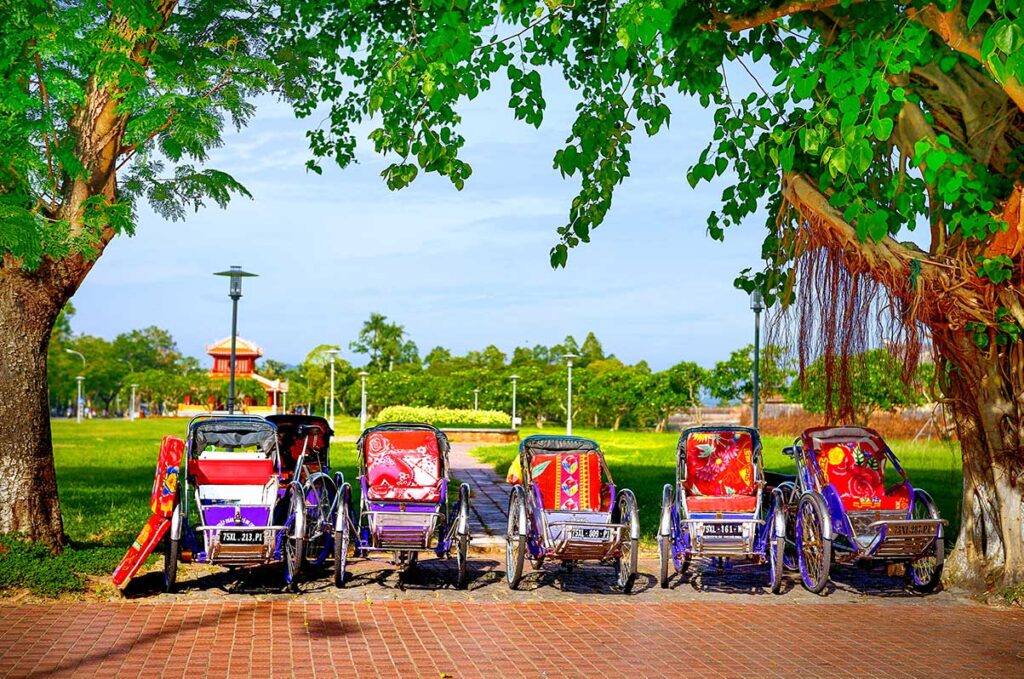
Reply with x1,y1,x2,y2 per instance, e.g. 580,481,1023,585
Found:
364,430,442,502
684,430,756,499
815,441,910,511
530,452,602,511
192,459,274,486
686,494,759,513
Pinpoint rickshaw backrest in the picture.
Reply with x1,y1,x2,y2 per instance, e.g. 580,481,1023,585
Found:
682,429,756,498
364,429,442,502
192,458,275,486
530,452,602,511
810,436,909,511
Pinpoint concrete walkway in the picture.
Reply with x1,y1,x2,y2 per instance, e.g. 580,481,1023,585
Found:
447,443,510,549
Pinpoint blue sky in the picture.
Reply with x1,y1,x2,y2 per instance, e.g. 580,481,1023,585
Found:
71,74,769,371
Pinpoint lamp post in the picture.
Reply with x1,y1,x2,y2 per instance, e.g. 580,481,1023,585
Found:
65,350,86,423
359,371,369,432
326,348,339,430
214,266,258,414
564,353,578,435
130,383,138,421
473,388,480,411
750,290,765,430
510,374,519,430
75,375,84,423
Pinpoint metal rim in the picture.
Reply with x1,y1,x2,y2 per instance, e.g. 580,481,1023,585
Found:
768,506,784,593
306,475,336,566
505,490,525,588
908,491,943,592
163,536,178,593
283,492,304,590
796,497,829,593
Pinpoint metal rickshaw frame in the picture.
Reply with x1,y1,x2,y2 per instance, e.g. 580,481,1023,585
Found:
505,434,640,593
333,422,471,589
783,425,946,594
658,426,786,592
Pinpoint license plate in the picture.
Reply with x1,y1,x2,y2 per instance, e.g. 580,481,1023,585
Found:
888,524,935,537
704,523,742,537
570,527,610,541
220,529,265,545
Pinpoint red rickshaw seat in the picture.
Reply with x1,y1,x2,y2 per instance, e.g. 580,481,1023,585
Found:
686,494,759,513
814,440,910,512
364,430,442,502
683,429,757,502
530,452,602,512
192,458,274,486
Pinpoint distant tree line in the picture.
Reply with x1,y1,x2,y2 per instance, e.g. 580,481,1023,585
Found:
49,309,934,426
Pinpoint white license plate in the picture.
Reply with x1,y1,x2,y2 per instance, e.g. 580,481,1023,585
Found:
220,529,265,545
704,523,742,537
570,527,610,541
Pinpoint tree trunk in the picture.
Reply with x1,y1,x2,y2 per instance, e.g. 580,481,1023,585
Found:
940,334,1024,590
0,267,71,551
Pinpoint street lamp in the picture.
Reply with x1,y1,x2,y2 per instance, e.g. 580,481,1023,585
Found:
130,383,138,421
359,371,369,432
750,290,765,430
214,265,258,414
473,388,480,411
564,353,578,435
75,375,84,423
510,374,519,430
326,348,339,430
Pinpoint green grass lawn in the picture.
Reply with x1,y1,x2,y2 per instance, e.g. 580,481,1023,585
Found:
471,426,964,541
1,416,364,597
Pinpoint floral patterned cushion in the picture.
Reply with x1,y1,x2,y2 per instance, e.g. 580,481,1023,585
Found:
816,441,909,511
365,430,442,502
684,430,756,499
531,452,602,511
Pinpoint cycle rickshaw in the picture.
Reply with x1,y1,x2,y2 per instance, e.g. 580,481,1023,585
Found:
658,426,786,592
335,422,471,588
783,425,946,593
506,434,640,592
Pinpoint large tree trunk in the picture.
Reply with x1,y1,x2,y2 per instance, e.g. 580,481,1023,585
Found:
940,334,1024,590
0,266,73,550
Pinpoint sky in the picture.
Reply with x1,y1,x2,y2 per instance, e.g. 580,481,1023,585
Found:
69,72,771,372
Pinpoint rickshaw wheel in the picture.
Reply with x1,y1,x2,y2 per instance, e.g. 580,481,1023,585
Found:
163,535,179,593
796,495,831,594
767,503,785,594
614,490,639,593
333,529,348,588
505,488,526,589
908,490,944,593
283,492,305,592
658,536,670,588
456,533,469,589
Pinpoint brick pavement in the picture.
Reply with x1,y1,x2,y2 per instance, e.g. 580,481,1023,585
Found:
1,599,1021,678
447,442,510,544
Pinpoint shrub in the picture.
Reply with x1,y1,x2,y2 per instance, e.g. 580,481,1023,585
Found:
376,405,510,429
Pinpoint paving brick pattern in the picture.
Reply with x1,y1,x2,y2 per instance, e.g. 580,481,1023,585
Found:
1,600,1021,678
447,443,510,542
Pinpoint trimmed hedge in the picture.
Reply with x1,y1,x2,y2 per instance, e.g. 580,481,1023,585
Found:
376,405,510,429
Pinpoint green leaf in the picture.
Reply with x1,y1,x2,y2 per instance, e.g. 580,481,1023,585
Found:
780,146,795,172
968,0,991,29
872,118,894,141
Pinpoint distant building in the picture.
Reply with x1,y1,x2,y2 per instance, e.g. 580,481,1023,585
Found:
179,336,288,416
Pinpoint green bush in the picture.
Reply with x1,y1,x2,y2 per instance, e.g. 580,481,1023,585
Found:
376,405,510,429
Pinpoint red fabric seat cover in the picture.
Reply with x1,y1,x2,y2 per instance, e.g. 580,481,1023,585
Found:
192,458,274,485
684,430,756,500
531,452,602,511
686,494,759,513
815,441,910,511
365,430,442,502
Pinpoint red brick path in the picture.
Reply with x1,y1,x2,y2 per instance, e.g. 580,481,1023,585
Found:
1,601,1021,678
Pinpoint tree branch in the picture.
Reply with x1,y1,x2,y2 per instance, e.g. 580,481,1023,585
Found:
910,5,1024,113
710,0,844,31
